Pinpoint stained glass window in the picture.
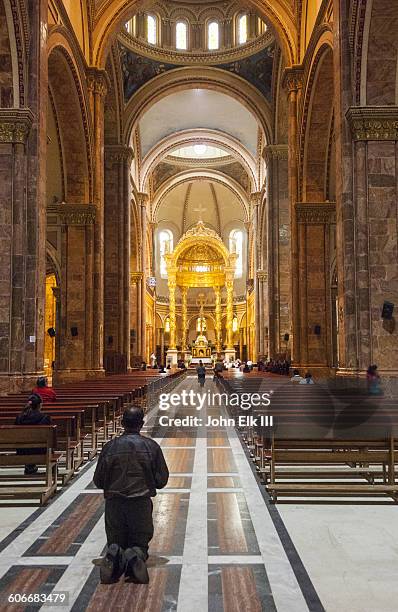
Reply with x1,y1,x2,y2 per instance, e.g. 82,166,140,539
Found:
176,21,188,50
159,230,173,278
229,229,243,278
208,21,219,50
147,14,157,44
238,14,247,44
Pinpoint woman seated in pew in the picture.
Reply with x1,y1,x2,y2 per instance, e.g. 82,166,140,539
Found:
290,369,303,383
15,394,52,475
32,376,57,403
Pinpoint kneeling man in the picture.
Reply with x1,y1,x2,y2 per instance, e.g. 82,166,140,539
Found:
93,407,169,584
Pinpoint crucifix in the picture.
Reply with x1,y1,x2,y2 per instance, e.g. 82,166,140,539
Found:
193,203,207,223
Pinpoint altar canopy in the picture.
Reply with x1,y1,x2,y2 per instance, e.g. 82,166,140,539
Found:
164,220,237,364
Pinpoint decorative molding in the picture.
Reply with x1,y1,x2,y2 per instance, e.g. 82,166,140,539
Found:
257,270,267,282
47,203,97,225
130,272,143,283
105,144,134,162
262,144,289,163
0,109,34,144
346,107,398,141
118,29,274,66
87,67,110,98
296,202,336,224
282,64,304,92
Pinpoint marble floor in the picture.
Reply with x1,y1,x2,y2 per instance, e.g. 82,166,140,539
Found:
0,375,397,611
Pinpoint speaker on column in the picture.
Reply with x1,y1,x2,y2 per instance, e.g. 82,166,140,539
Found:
314,325,321,335
283,333,290,342
70,326,78,337
47,328,56,338
381,301,394,320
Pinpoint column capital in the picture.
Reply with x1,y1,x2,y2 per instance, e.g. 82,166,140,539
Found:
346,106,398,141
130,272,143,283
257,270,267,282
250,191,262,207
87,68,110,98
296,202,336,224
282,65,304,93
47,203,97,225
137,192,149,208
105,144,134,162
0,108,34,144
262,144,289,163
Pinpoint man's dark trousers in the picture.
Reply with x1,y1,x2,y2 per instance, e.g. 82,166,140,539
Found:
105,496,154,559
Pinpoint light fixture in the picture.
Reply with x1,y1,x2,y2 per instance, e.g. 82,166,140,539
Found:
193,144,207,155
232,316,238,332
164,318,170,333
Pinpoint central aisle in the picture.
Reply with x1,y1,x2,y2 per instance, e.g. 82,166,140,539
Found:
0,375,322,612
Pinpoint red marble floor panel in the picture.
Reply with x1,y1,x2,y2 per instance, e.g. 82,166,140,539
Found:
161,448,195,473
208,448,236,473
37,494,103,555
215,493,248,553
151,493,188,555
221,567,263,612
0,566,66,612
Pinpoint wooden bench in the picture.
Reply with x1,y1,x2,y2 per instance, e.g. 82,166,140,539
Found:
0,425,61,505
265,436,398,502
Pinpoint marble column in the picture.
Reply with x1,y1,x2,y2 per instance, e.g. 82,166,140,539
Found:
130,272,142,365
104,145,133,372
282,67,303,365
263,144,290,358
54,205,96,381
181,286,188,351
225,278,235,360
344,107,398,375
296,203,336,372
87,69,108,377
137,192,149,360
0,110,41,392
167,276,178,365
214,286,222,354
251,192,262,359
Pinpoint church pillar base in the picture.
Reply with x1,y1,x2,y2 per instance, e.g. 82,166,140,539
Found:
166,349,178,366
0,373,45,396
53,368,106,384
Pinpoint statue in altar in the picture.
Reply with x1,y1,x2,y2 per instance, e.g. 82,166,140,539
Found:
192,302,212,358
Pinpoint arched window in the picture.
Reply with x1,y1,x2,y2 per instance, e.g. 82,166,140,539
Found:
208,21,219,50
238,14,247,44
159,229,173,278
229,229,243,278
147,14,157,45
176,21,188,50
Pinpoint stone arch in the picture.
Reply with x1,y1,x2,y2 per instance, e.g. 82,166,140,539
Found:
301,43,334,202
48,42,91,203
364,0,398,105
123,66,273,147
141,129,258,191
0,0,17,106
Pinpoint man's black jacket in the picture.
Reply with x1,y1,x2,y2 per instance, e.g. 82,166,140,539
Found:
93,432,169,499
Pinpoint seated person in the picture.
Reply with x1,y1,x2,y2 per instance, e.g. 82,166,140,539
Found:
32,376,57,403
158,364,166,373
290,369,303,383
243,362,250,373
15,394,51,475
299,372,315,385
141,362,147,371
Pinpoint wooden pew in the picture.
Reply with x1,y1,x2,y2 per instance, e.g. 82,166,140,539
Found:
0,425,60,505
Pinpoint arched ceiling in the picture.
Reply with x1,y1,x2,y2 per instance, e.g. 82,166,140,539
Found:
91,0,297,67
138,88,260,157
156,179,244,238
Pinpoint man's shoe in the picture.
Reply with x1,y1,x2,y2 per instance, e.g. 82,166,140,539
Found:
124,547,149,584
98,544,125,584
